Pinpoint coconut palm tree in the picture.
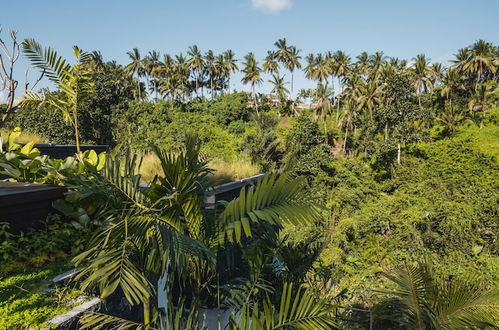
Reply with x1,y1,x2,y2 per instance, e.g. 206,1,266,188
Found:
356,51,370,75
312,82,334,133
204,50,216,98
241,52,262,114
452,47,472,74
19,39,94,154
145,50,161,100
332,50,351,120
468,81,499,127
187,45,205,97
223,49,238,94
356,77,384,120
125,47,145,99
411,54,433,106
440,67,464,109
263,50,280,75
268,73,289,104
464,40,497,90
374,262,499,329
285,46,302,95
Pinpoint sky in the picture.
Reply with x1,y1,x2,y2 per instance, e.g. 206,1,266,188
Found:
1,0,498,101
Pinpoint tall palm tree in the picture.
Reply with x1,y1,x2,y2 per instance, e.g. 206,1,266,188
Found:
145,50,161,100
223,49,238,94
204,50,216,98
312,82,334,133
464,40,497,90
468,81,499,127
430,62,444,86
440,67,464,109
356,77,384,120
20,40,94,154
332,50,351,120
187,45,205,97
452,47,472,76
356,51,370,75
241,52,262,114
268,73,289,104
125,47,145,99
285,45,302,94
274,38,301,95
263,50,280,75
411,54,433,107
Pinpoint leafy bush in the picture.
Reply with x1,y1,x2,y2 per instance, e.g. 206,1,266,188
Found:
0,128,105,184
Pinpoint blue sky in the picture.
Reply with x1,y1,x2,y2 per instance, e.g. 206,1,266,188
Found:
1,0,498,101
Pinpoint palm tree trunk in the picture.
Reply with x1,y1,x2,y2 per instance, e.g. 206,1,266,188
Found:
343,127,348,151
73,108,81,155
253,84,259,115
143,299,151,329
397,142,401,165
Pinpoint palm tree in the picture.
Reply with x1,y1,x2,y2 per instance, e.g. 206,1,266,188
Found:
75,135,325,329
374,262,499,329
223,49,238,94
204,50,216,98
268,73,289,104
274,38,301,95
285,46,302,94
411,54,433,107
464,40,497,90
312,82,334,133
356,51,370,74
145,50,161,100
332,50,351,120
125,47,145,99
430,62,444,86
263,50,280,75
241,52,263,114
468,81,499,127
19,40,93,154
440,67,464,110
187,45,205,97
356,77,384,120
452,47,472,74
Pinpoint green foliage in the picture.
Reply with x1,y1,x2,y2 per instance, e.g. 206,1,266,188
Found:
0,215,90,275
373,262,499,329
0,128,106,184
0,262,82,329
311,130,499,305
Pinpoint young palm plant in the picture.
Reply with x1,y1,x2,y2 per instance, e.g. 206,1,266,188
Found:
19,39,94,154
374,262,499,329
73,134,333,329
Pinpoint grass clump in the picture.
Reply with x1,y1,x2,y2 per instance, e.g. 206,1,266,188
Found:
139,152,260,184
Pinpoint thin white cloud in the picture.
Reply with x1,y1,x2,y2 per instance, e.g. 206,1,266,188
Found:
251,0,291,13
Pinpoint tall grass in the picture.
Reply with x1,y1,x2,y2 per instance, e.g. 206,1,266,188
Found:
1,129,48,145
138,152,260,184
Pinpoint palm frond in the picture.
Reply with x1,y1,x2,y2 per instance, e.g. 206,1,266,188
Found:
22,38,71,84
436,279,499,328
218,174,321,244
234,283,337,330
380,263,436,329
79,312,152,330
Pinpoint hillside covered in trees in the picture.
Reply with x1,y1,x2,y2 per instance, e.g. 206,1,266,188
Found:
1,36,498,328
